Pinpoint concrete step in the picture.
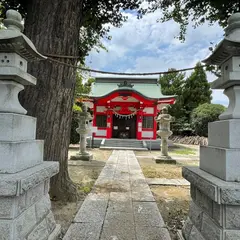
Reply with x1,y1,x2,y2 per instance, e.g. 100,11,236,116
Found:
101,139,147,150
100,146,148,151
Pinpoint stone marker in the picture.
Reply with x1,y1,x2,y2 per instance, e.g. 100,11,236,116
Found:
70,103,93,161
0,10,60,240
154,106,176,164
182,12,240,240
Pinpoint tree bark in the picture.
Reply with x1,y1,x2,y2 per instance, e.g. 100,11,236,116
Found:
20,0,83,201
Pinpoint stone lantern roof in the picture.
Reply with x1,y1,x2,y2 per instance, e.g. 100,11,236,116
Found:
203,13,240,90
203,13,240,66
0,10,46,61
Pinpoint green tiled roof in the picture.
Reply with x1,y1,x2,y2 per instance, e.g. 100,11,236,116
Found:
89,81,175,100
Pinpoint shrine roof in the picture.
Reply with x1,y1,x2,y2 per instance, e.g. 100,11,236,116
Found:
89,77,175,100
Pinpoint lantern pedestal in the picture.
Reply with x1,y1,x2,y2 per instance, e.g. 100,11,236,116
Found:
70,105,93,161
182,166,240,240
70,152,93,161
155,157,176,164
182,12,240,240
0,10,60,240
155,107,175,164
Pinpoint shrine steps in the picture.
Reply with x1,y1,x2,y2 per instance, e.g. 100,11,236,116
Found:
100,139,148,151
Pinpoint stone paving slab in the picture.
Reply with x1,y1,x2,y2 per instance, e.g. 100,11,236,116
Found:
133,202,165,227
74,193,109,223
64,150,171,240
63,222,102,240
146,178,190,186
108,192,132,212
135,226,171,240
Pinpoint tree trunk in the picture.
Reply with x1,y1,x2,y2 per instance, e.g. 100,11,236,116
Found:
20,0,83,201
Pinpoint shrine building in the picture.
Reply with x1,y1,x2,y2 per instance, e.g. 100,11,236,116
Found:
85,77,175,140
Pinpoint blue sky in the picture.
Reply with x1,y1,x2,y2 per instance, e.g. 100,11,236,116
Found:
86,7,228,106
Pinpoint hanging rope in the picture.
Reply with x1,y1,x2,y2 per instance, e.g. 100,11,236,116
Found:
45,54,209,76
112,108,139,119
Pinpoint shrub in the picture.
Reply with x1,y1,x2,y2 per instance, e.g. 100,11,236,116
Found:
70,104,82,144
191,103,225,137
171,117,193,136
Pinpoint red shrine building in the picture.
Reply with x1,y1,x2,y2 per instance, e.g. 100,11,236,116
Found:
85,77,175,140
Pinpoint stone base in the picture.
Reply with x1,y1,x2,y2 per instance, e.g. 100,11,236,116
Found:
70,152,93,161
182,166,240,240
155,156,176,164
0,162,60,240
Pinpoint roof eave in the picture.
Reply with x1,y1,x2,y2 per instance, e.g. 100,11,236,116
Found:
203,38,240,66
89,88,175,101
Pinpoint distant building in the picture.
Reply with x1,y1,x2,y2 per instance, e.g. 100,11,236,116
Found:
84,77,175,140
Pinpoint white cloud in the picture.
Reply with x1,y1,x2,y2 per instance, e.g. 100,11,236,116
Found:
86,8,228,105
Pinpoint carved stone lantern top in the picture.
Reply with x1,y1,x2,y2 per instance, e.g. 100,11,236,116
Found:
203,12,240,120
156,107,173,123
203,13,240,67
0,10,46,61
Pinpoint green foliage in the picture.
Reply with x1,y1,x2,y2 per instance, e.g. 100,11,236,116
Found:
1,0,143,62
71,74,94,144
160,63,212,135
159,69,190,135
74,72,94,98
159,69,186,119
183,62,212,119
142,0,239,41
171,147,196,155
70,113,79,144
0,3,3,26
191,103,225,137
73,104,82,113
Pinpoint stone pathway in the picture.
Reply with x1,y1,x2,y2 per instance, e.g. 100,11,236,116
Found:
64,150,171,240
146,178,190,186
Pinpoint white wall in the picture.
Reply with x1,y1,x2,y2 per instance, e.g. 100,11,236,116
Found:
142,131,154,138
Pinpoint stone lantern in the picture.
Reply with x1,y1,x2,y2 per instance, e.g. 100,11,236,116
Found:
70,103,93,161
154,106,175,164
182,13,240,240
0,10,60,239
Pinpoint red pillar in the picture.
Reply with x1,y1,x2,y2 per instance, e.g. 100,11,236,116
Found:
106,110,112,139
153,105,157,140
136,110,143,140
93,103,97,137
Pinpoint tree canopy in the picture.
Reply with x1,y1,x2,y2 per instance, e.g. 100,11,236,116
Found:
191,103,225,137
159,63,212,135
1,0,143,62
183,62,212,118
143,0,240,40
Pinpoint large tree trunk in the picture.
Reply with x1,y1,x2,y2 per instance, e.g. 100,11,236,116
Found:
20,0,83,201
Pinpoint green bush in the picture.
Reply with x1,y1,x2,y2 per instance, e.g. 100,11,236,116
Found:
70,113,80,144
191,103,225,137
70,104,82,144
171,117,193,136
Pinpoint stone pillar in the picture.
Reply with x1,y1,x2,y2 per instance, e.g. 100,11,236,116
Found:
0,10,60,240
182,13,240,240
70,103,93,161
154,107,175,164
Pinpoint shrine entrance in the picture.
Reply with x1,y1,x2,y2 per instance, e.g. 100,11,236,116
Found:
112,115,137,139
82,77,175,140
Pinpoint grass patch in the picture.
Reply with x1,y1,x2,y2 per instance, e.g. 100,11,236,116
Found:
78,181,94,194
170,147,196,155
142,165,182,179
141,161,199,179
178,161,199,167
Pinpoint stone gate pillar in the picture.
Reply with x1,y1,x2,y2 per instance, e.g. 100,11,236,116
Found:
0,10,60,239
182,13,240,240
